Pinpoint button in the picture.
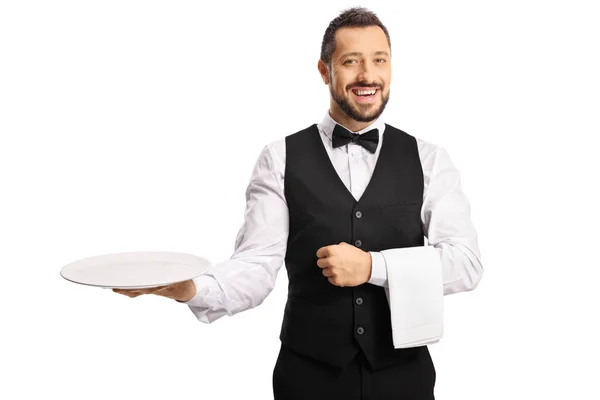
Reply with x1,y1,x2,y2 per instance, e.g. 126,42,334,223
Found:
355,297,363,305
357,326,364,335
355,211,362,218
354,239,362,247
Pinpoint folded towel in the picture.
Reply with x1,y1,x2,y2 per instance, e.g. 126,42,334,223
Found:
382,245,444,348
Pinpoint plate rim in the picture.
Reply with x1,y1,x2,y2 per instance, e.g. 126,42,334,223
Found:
60,251,212,289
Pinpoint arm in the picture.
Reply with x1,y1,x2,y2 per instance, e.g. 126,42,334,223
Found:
368,144,483,295
177,144,289,323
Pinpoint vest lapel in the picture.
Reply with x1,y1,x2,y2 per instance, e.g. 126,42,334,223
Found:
309,124,389,204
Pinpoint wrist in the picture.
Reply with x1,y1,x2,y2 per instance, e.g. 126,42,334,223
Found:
176,280,197,302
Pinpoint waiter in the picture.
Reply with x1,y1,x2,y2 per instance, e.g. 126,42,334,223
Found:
114,6,483,399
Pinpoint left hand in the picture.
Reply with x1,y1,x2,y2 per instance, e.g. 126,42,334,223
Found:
316,242,372,287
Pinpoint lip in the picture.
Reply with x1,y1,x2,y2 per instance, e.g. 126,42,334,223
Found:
351,86,380,91
350,87,379,104
351,86,380,93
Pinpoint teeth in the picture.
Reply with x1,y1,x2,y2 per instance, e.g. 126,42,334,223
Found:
354,89,376,96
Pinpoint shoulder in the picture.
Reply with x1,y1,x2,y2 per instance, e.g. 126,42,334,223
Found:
412,135,457,182
264,137,286,176
415,136,446,168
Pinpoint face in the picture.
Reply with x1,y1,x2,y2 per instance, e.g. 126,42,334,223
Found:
319,26,392,123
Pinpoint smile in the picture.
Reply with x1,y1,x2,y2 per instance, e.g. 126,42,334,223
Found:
350,87,379,103
352,88,378,96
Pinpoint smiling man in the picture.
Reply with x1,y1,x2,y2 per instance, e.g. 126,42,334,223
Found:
114,7,483,400
319,24,391,130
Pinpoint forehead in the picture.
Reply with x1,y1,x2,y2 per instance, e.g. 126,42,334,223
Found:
333,26,390,57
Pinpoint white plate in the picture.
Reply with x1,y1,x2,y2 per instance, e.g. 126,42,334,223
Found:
60,251,212,289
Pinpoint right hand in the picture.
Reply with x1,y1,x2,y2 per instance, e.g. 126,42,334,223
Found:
112,279,197,302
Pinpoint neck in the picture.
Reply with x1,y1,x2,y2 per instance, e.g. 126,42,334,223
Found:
328,103,376,132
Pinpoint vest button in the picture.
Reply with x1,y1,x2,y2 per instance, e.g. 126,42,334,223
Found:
354,239,362,247
355,211,362,218
357,326,365,335
355,297,363,305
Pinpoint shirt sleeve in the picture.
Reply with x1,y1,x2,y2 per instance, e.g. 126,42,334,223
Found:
375,145,484,295
367,251,388,287
177,144,289,323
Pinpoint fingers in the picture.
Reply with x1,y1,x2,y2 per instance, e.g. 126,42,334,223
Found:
316,245,334,258
327,277,344,287
319,261,345,287
112,282,183,301
321,267,334,278
112,288,143,298
112,286,164,298
316,242,348,258
151,284,175,298
316,256,335,269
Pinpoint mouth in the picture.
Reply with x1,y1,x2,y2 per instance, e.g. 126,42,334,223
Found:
350,86,380,103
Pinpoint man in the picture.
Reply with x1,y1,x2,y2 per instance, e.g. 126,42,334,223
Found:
114,7,483,399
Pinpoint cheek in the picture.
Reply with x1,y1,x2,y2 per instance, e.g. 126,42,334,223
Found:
383,70,392,86
332,71,352,93
331,79,346,95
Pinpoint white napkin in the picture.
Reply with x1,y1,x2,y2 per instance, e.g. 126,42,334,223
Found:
381,245,444,348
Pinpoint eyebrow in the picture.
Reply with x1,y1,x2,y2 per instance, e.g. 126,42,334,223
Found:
340,51,390,58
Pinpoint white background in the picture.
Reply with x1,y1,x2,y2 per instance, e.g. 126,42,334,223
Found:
1,0,599,398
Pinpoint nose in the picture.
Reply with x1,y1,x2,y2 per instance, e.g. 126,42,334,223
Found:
356,61,374,84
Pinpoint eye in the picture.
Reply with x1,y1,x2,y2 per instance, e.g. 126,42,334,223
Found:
375,58,387,63
344,59,358,65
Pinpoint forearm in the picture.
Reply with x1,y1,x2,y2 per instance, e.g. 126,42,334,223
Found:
179,256,283,323
436,241,483,295
178,143,289,323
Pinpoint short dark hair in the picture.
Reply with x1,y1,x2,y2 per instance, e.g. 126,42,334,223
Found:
320,7,391,65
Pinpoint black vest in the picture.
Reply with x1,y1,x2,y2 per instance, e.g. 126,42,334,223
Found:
279,123,426,371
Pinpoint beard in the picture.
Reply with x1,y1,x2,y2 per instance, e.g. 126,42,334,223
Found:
330,82,390,123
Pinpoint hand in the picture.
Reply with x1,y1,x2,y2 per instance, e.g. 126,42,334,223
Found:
112,279,197,302
316,242,372,287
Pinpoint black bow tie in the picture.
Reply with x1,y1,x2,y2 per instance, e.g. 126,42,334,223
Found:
332,124,379,154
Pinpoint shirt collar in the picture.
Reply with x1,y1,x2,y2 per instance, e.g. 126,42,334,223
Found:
319,111,386,142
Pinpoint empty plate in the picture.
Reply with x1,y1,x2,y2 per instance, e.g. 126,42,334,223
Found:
60,251,212,289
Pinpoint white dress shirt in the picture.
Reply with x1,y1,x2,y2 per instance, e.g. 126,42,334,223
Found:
180,112,483,325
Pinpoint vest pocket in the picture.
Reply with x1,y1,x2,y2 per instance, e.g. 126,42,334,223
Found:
380,203,421,215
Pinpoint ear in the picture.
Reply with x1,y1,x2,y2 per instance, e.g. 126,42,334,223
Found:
317,59,330,85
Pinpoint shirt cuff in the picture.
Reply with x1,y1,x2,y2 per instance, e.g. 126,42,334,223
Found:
367,251,388,287
176,274,221,308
